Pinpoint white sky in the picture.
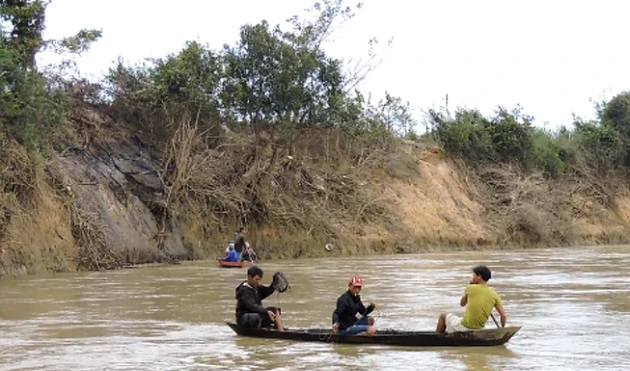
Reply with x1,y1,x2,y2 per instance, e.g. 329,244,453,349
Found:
39,0,630,131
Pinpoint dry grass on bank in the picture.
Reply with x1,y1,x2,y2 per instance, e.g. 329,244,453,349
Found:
0,142,74,274
0,141,125,276
159,118,419,255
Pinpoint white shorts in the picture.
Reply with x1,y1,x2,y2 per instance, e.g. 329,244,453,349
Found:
445,313,470,333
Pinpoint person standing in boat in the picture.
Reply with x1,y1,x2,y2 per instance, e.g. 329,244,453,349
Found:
234,226,246,260
331,276,377,336
235,266,284,332
435,265,507,333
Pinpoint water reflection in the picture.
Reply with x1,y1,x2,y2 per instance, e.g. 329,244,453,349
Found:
1,245,630,370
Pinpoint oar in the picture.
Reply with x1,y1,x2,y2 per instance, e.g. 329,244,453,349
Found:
490,312,500,328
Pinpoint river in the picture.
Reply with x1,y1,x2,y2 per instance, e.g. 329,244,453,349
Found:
1,245,630,370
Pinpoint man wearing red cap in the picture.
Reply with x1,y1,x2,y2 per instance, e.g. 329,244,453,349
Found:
331,276,377,336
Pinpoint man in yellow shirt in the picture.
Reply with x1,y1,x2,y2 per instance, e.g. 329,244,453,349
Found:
436,265,507,333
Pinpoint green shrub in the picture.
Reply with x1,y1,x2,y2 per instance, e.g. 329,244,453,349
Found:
485,107,534,165
574,121,625,174
530,129,566,178
432,108,493,162
0,0,101,148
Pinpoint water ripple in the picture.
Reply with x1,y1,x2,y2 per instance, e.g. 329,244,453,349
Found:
2,245,630,370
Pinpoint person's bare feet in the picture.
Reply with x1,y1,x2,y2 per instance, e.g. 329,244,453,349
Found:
275,314,284,332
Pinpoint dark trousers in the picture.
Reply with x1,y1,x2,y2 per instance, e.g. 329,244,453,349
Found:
238,307,281,328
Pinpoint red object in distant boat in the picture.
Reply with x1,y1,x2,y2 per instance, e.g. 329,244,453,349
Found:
218,259,253,268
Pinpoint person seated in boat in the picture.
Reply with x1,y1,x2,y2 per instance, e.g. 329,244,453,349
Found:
240,242,257,262
331,276,377,336
223,241,235,255
235,266,284,331
436,265,507,333
221,245,239,262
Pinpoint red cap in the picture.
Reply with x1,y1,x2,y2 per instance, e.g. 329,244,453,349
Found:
349,276,363,287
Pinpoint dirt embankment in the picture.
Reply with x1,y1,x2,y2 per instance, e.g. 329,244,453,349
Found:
1,108,630,278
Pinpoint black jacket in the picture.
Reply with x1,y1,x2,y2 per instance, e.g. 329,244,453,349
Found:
235,281,275,321
234,233,245,253
332,290,375,330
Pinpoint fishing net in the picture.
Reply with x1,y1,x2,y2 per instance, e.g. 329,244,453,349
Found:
272,272,290,293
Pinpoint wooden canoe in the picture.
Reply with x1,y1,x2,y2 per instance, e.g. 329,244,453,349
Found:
225,322,521,347
217,259,253,268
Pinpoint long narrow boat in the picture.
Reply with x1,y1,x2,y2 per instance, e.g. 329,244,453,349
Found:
226,322,521,347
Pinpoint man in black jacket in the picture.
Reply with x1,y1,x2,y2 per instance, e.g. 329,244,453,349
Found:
235,266,284,331
331,276,377,336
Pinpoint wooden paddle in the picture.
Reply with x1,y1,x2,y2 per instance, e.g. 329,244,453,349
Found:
490,312,500,328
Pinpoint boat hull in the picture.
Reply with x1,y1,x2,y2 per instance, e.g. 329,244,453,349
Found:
217,260,252,268
225,322,520,347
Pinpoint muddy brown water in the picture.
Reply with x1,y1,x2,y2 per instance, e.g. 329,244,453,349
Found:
1,245,630,370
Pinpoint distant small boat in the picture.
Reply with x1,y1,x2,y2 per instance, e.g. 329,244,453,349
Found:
225,322,521,347
217,259,253,268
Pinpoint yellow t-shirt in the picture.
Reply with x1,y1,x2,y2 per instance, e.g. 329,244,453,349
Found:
461,284,502,329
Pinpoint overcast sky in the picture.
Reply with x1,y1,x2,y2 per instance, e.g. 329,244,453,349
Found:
39,0,630,131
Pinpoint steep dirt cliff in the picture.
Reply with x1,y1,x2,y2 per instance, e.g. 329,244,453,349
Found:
1,108,630,279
